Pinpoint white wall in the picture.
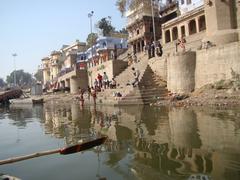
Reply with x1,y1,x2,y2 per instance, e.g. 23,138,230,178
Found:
179,0,203,14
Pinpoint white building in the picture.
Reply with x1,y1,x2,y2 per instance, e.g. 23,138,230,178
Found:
178,0,203,14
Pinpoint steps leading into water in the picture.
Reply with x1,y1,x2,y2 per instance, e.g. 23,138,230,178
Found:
87,54,169,105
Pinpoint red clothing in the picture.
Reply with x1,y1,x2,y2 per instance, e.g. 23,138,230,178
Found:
97,74,102,81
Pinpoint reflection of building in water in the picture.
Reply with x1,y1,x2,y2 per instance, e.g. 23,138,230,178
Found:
130,107,240,179
42,103,92,145
7,105,44,128
40,104,240,179
169,108,201,148
195,108,240,180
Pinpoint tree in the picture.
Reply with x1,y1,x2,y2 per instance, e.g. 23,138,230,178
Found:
6,70,33,86
0,78,6,88
116,0,127,16
116,0,152,16
34,68,43,83
119,28,128,34
86,33,98,47
96,17,115,36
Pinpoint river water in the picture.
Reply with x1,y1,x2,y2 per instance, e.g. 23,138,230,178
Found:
0,102,240,180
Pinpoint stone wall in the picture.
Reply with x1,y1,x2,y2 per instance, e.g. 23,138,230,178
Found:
149,41,240,93
88,60,128,86
195,41,240,88
167,51,196,93
148,57,168,81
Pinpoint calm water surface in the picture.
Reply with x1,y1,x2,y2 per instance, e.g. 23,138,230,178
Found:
0,102,240,180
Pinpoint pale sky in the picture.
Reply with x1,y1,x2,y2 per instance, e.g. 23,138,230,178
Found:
0,0,126,80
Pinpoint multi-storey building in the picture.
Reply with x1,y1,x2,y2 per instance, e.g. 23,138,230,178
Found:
126,0,161,54
41,40,87,92
42,37,128,93
41,50,63,88
42,57,51,86
161,0,239,54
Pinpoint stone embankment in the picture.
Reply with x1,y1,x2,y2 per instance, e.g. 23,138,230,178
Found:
41,76,240,107
155,77,240,107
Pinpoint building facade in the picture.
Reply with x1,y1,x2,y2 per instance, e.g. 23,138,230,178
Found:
41,40,87,93
126,0,161,54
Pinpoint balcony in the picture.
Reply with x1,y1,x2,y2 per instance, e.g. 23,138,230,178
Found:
128,32,145,43
126,2,159,27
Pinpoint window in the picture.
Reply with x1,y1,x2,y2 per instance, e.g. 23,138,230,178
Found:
181,0,184,5
181,26,185,37
137,29,140,35
188,20,197,35
165,30,171,43
198,16,206,32
172,27,178,41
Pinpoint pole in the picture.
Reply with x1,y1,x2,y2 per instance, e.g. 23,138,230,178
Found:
88,11,94,86
12,53,17,87
151,0,157,44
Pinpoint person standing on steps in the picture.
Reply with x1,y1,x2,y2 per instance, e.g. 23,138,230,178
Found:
151,41,155,58
156,41,163,57
147,42,151,59
133,54,137,63
128,53,133,66
103,72,109,89
131,67,140,87
94,79,99,90
159,43,163,57
97,73,103,89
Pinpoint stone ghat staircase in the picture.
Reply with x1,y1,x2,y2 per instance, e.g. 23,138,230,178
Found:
115,52,149,88
117,65,169,105
94,54,169,105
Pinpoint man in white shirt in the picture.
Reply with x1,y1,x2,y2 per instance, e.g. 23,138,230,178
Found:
131,67,140,87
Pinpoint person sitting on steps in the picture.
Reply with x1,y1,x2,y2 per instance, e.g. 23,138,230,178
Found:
131,67,140,87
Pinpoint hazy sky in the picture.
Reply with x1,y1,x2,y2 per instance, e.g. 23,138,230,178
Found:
0,0,125,80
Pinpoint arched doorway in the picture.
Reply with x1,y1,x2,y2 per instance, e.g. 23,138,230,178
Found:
188,20,197,35
198,15,206,32
172,27,178,41
181,25,186,37
165,30,171,43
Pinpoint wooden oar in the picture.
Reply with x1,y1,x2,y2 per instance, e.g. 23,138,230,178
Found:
0,136,107,166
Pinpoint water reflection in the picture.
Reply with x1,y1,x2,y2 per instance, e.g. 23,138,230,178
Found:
1,104,240,180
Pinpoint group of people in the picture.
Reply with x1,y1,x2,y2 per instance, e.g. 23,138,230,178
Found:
94,72,117,91
145,41,163,59
127,53,138,66
78,86,97,107
78,72,118,106
176,37,186,52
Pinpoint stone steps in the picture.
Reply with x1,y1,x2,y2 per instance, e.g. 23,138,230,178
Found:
89,53,169,105
114,55,149,88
